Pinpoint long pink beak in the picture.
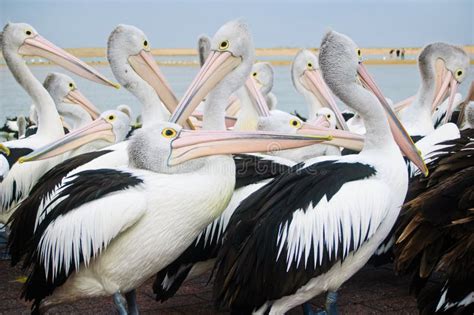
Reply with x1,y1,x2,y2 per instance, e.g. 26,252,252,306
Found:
297,121,365,151
437,75,460,124
169,129,332,166
169,50,242,127
393,95,416,112
19,35,119,88
19,117,115,163
357,62,428,176
128,50,179,114
64,89,101,120
245,76,271,117
301,69,349,130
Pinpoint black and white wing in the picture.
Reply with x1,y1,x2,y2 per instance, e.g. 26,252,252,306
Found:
19,168,146,312
214,160,393,312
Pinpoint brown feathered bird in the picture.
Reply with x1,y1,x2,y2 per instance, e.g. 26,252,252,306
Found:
394,123,474,314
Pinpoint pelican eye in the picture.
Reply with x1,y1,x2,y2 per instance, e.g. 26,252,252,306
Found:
290,119,301,128
252,72,258,77
327,114,331,119
25,30,32,36
455,69,463,79
107,115,116,121
219,40,229,51
69,83,74,89
162,128,177,138
357,49,361,57
307,62,313,70
143,40,148,47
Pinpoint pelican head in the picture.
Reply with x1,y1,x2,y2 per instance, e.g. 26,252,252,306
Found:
458,101,474,130
319,30,428,175
258,109,364,153
128,121,331,173
170,19,255,126
257,110,306,134
291,49,348,130
315,108,337,129
1,22,118,88
251,62,274,96
107,24,177,116
43,72,101,120
18,110,130,163
419,42,469,122
116,104,133,118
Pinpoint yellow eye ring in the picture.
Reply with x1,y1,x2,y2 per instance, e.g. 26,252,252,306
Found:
307,62,313,70
454,68,464,79
161,127,177,138
327,114,331,119
219,40,230,51
290,119,301,128
107,115,116,121
25,30,32,36
143,40,148,48
357,49,361,57
69,83,74,89
252,72,257,77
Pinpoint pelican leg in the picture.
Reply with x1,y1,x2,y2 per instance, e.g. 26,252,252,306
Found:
325,291,338,315
113,291,128,315
302,291,338,315
302,302,326,315
125,290,139,315
0,226,10,260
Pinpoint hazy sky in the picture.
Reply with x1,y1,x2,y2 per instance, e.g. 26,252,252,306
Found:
1,0,472,48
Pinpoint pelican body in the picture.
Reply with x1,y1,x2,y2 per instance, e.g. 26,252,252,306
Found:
213,31,426,315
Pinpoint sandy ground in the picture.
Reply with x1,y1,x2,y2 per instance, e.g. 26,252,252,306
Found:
1,46,473,67
58,46,474,57
0,259,428,315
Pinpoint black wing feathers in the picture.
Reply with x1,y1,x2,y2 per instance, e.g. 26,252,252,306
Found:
8,150,113,266
234,154,291,189
394,128,474,314
214,161,376,311
21,168,143,313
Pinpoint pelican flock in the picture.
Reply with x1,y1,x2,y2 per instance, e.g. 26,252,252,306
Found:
0,15,472,315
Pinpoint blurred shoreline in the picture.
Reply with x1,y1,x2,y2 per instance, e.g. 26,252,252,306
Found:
1,46,473,66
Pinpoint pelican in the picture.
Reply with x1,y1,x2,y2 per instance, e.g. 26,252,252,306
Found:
251,62,277,110
213,30,427,315
153,81,363,305
398,43,469,137
14,20,332,314
0,116,34,141
0,22,118,223
18,110,131,163
394,110,474,314
43,72,101,129
109,25,178,126
456,81,474,130
291,49,348,130
223,62,277,121
25,72,102,137
193,35,268,130
6,23,184,266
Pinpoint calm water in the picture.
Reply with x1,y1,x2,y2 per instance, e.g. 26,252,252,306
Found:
1,64,473,124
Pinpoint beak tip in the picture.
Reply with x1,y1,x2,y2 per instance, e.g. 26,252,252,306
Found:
112,83,121,89
18,157,27,164
0,146,10,156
